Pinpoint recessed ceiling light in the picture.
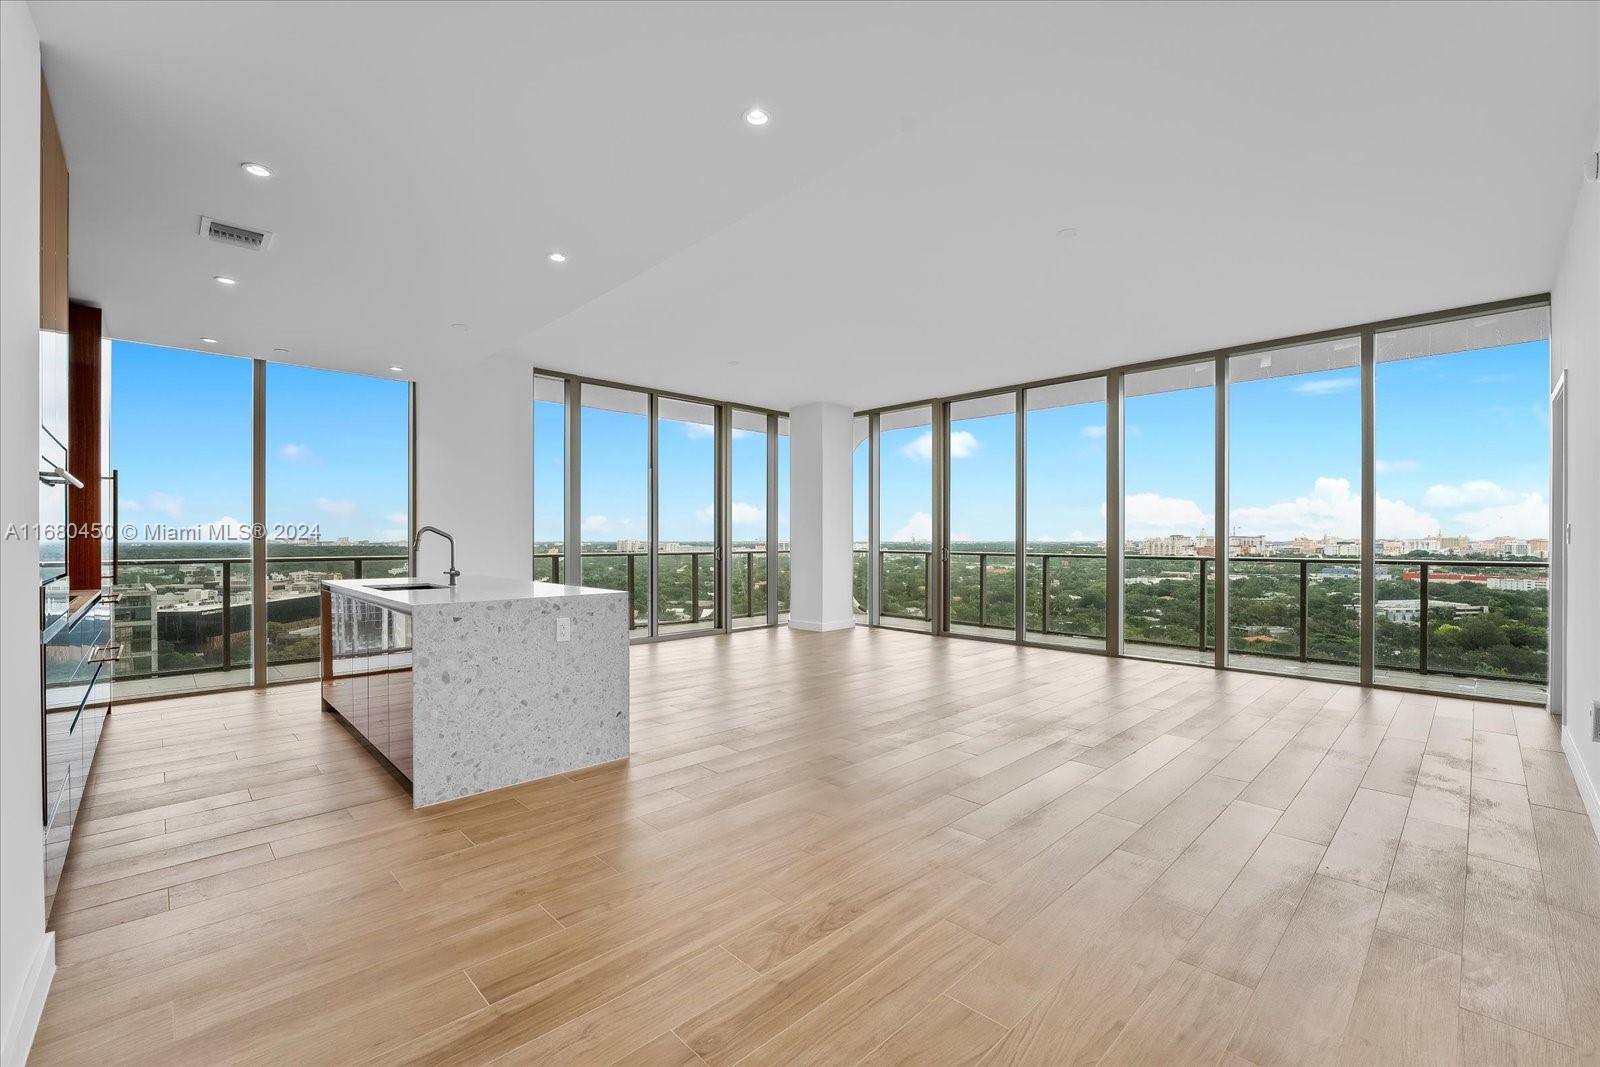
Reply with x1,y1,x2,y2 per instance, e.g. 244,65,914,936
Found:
450,322,468,331
743,107,770,127
547,251,568,264
241,162,272,178
201,337,218,344
272,347,289,354
1055,227,1079,240
727,360,741,366
214,275,237,286
389,366,404,373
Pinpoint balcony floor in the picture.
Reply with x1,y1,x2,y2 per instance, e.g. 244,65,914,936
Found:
33,626,1597,1064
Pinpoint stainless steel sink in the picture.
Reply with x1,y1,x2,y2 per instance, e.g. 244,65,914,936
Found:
368,580,445,591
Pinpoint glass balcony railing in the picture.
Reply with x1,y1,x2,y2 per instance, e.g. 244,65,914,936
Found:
860,548,1547,696
109,554,408,694
563,549,792,632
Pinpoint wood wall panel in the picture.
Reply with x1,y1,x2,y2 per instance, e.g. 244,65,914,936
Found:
67,302,102,587
40,77,69,332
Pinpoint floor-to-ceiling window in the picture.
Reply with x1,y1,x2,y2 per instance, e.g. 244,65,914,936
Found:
877,405,934,631
776,416,791,621
265,364,410,681
730,409,769,629
656,398,717,634
110,341,411,699
946,393,1016,638
853,299,1550,703
1023,379,1107,650
1373,306,1550,700
1227,338,1361,682
1123,362,1217,663
852,416,870,622
579,384,650,631
532,374,565,582
111,342,254,697
539,373,787,638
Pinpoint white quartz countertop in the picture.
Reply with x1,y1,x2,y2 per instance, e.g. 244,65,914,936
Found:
322,575,624,613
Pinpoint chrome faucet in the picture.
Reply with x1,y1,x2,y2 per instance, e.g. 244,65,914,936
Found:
412,526,461,586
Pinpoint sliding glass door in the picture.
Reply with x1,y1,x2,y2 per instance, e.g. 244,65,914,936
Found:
1024,379,1107,650
1123,362,1216,663
946,393,1016,638
1228,338,1361,682
877,406,934,631
656,398,717,634
579,384,650,631
539,374,787,639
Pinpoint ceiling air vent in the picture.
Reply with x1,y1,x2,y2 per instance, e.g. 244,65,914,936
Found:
198,216,275,252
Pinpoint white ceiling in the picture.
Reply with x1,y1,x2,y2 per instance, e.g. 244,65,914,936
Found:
33,1,1599,411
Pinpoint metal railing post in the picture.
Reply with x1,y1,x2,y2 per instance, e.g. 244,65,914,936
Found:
627,553,637,630
1199,558,1209,652
1419,562,1430,675
1041,555,1051,636
691,553,701,623
978,553,987,629
222,560,233,670
1299,560,1309,662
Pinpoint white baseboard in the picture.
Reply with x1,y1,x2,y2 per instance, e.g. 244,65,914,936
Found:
1563,724,1600,842
2,931,54,1067
787,617,857,633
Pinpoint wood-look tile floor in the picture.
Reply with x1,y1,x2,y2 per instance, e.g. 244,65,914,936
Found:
31,627,1600,1065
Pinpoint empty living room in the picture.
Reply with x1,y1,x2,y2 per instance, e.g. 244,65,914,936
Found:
1,1,1598,1064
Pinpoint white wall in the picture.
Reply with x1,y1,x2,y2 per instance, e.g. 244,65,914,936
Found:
0,4,52,1063
1552,120,1600,831
788,402,855,630
412,352,532,582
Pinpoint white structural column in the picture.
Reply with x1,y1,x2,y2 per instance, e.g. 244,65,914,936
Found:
788,402,857,631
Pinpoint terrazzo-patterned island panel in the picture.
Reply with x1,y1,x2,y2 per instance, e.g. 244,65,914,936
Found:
322,577,629,807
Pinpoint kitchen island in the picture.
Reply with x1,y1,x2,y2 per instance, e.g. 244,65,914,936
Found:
319,576,629,806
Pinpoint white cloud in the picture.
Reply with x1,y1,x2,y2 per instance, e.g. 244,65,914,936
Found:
315,497,357,516
1454,492,1547,539
1081,425,1106,440
386,512,408,527
1124,493,1212,538
377,528,408,543
1422,480,1516,509
582,514,611,534
1375,458,1419,474
1291,377,1359,396
278,443,311,462
1231,477,1438,540
890,511,933,542
128,491,184,518
683,422,714,440
898,430,978,461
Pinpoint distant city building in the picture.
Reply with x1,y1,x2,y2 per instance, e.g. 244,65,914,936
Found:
1375,599,1489,624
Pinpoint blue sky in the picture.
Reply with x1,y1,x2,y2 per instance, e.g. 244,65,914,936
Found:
535,400,789,547
869,340,1549,545
115,336,1547,552
112,341,410,543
